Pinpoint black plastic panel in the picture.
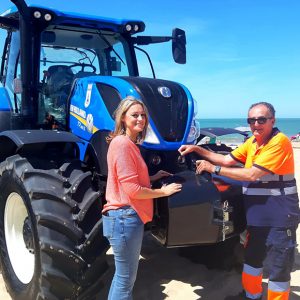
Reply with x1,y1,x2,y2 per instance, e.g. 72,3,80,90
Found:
151,170,224,247
96,83,122,117
0,111,11,132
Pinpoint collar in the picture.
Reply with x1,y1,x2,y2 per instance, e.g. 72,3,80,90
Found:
252,127,280,145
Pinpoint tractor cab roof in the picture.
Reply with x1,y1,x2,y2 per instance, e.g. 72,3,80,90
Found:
1,4,145,34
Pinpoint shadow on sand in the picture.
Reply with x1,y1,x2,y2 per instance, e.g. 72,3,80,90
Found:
97,231,300,300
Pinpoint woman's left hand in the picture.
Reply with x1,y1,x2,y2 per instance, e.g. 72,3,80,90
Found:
150,170,173,182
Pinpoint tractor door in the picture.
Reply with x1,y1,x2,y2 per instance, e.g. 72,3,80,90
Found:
37,27,132,130
0,28,22,131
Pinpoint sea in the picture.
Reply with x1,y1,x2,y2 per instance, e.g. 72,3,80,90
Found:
197,118,300,144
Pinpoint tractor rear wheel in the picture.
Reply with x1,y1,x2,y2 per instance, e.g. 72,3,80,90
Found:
0,155,109,300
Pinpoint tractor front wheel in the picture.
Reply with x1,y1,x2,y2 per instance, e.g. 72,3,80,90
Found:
0,155,109,300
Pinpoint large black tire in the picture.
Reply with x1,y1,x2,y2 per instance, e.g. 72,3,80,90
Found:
0,155,109,300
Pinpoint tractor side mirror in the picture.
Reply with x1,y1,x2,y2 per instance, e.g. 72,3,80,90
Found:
172,28,186,64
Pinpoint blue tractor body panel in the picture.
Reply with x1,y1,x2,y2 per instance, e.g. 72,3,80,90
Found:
0,87,12,111
0,87,12,131
69,76,134,141
69,76,195,153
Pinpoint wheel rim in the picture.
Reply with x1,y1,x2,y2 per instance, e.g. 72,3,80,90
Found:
4,192,35,284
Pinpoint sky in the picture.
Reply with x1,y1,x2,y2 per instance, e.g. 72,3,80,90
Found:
1,0,300,119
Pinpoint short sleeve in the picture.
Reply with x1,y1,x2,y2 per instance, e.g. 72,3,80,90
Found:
230,137,253,165
253,136,294,174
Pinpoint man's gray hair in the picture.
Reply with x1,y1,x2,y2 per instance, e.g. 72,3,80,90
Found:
248,102,276,117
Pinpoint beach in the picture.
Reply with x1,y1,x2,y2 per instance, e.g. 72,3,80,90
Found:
1,144,300,300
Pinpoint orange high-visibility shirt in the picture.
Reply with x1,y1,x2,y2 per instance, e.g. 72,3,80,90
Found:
232,130,294,175
230,128,299,227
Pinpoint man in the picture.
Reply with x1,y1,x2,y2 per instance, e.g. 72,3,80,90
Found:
179,102,299,300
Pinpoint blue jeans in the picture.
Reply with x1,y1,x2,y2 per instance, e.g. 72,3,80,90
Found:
103,207,144,300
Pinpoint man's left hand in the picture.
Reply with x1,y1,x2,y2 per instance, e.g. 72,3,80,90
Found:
196,160,214,174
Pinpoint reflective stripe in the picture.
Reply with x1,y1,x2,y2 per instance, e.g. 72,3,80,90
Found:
243,264,263,276
242,272,263,297
259,174,295,182
268,289,289,300
242,264,263,297
243,186,297,196
268,281,290,292
245,291,263,299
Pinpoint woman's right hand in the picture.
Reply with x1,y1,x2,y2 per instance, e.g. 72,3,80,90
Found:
161,183,182,196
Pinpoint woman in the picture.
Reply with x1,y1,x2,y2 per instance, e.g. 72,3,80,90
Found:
102,96,182,300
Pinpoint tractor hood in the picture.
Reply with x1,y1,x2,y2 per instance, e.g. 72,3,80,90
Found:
68,76,195,150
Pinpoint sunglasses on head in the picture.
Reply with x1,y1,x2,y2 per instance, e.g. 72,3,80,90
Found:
247,117,273,125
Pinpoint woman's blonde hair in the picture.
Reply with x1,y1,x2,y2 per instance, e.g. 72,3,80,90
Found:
106,96,149,144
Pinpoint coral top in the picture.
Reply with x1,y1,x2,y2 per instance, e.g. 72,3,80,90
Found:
102,135,153,223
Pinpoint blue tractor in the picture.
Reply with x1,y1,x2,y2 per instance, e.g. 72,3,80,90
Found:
0,0,246,299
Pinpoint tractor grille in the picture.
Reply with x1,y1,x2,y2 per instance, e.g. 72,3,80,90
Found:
121,77,188,142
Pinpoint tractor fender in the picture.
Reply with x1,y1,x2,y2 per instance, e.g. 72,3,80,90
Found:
0,130,82,163
83,129,110,177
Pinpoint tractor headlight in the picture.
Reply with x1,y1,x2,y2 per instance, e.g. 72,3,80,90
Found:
187,119,200,143
144,124,160,144
186,98,200,143
44,13,52,21
125,24,132,32
33,11,42,18
123,22,145,34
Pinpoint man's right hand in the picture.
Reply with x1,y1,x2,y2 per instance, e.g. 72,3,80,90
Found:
178,144,197,156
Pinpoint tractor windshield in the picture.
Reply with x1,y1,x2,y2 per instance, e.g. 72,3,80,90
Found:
39,26,132,128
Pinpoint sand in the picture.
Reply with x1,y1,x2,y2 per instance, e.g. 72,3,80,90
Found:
1,145,300,299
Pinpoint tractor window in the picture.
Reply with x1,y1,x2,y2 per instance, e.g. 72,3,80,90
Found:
135,48,155,78
0,30,21,112
38,46,100,127
0,30,7,80
110,42,129,76
38,27,132,128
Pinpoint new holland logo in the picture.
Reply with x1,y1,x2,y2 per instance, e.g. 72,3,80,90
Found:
158,86,171,98
84,84,93,108
86,113,94,133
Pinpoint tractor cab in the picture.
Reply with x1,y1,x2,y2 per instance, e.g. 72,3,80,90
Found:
0,5,186,131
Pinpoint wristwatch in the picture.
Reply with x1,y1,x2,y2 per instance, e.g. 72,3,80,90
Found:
214,165,221,175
